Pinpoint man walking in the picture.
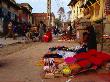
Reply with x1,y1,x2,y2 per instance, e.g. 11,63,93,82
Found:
39,21,46,41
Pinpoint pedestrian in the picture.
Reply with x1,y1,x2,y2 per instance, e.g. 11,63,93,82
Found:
39,21,46,41
87,25,97,50
13,24,18,39
53,25,59,36
67,24,72,34
5,21,13,39
67,24,73,39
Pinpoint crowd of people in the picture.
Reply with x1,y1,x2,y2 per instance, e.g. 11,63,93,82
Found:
4,21,31,40
4,20,50,42
3,20,97,50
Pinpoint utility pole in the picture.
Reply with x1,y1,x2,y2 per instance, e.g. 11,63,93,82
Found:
47,0,51,27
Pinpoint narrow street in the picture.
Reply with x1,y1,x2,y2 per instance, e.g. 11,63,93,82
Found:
0,40,110,82
0,0,110,82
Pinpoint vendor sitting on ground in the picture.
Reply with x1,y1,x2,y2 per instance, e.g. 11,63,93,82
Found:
77,32,89,53
26,27,39,41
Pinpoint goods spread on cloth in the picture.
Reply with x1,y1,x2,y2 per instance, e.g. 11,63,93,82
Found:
38,46,110,79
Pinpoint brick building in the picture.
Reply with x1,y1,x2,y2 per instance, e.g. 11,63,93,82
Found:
0,0,33,35
32,13,55,27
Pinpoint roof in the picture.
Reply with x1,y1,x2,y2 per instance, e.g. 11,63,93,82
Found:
67,0,78,6
19,5,31,14
20,3,33,9
32,13,48,17
32,13,55,17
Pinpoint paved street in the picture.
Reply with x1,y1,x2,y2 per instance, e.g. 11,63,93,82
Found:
0,37,25,45
0,41,79,82
0,40,110,82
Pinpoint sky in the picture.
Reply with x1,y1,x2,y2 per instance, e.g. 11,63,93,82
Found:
16,0,71,17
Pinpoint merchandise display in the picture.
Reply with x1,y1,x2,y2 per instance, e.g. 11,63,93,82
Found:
39,46,110,79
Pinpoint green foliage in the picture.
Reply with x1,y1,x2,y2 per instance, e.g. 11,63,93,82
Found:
55,18,62,27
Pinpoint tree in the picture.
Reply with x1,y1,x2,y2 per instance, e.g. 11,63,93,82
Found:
57,7,66,22
55,18,62,27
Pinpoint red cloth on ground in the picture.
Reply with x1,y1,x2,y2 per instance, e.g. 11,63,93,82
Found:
77,60,91,68
74,49,110,67
74,52,90,59
88,57,104,66
96,52,110,62
87,49,97,55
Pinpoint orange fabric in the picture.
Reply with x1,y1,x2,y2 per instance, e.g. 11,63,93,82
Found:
54,58,64,64
69,63,81,70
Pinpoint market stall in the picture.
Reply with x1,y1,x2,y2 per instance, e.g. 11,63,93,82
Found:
38,46,110,79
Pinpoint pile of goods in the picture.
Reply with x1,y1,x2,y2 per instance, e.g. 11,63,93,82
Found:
58,35,75,41
39,46,110,79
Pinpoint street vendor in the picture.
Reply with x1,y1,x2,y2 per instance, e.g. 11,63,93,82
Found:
77,32,88,53
87,25,97,50
81,32,89,48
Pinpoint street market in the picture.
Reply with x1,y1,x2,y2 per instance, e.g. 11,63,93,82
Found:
0,0,110,82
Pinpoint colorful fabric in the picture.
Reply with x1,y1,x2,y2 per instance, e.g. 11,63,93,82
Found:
64,57,76,64
77,60,92,68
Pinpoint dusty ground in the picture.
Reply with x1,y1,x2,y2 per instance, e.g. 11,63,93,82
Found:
0,40,110,82
0,42,40,57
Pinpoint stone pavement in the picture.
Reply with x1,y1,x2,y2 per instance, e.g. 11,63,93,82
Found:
0,37,25,46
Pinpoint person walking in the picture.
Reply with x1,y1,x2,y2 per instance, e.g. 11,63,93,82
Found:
13,24,18,40
67,24,72,35
5,21,13,39
39,21,46,41
53,25,59,36
67,24,73,39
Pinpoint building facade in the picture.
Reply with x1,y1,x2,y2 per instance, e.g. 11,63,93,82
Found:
81,0,110,35
19,3,33,25
32,13,55,27
68,0,110,39
0,1,33,35
0,0,20,33
68,0,87,39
